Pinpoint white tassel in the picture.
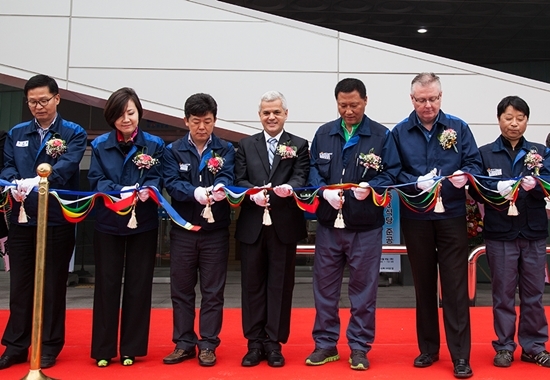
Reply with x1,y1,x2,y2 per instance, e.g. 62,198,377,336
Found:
18,201,28,223
201,203,215,223
434,195,445,213
127,205,138,229
334,209,345,228
507,201,519,216
262,207,272,226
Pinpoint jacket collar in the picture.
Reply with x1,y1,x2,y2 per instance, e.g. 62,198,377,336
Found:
329,115,371,137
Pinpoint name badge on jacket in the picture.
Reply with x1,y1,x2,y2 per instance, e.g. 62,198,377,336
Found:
179,163,190,172
16,140,29,147
487,168,502,177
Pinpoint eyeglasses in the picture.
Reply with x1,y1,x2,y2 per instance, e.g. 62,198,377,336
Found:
412,94,441,104
26,95,57,108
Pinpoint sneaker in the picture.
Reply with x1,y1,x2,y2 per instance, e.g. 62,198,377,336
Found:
521,350,550,367
494,350,513,367
349,349,369,370
305,348,340,366
198,349,216,367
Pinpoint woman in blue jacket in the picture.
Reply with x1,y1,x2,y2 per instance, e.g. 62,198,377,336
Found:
88,88,164,367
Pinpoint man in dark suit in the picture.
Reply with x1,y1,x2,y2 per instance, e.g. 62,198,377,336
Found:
234,91,309,368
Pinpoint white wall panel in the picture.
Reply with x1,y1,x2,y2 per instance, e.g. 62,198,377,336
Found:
69,18,337,72
339,39,473,75
0,16,69,80
68,68,338,123
72,0,255,21
0,0,70,16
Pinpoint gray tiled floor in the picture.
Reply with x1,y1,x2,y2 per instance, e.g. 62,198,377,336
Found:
2,266,545,310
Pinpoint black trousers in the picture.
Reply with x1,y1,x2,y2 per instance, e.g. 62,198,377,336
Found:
240,225,296,352
1,224,75,357
169,227,229,351
402,216,472,361
91,228,157,360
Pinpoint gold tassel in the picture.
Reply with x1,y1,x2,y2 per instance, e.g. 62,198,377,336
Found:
507,201,519,216
262,206,272,225
334,209,345,228
127,205,138,229
18,201,28,223
201,203,215,223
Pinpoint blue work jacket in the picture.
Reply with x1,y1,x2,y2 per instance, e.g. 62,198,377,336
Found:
1,115,87,226
88,129,164,235
392,110,482,220
474,136,550,241
163,133,234,230
308,115,401,230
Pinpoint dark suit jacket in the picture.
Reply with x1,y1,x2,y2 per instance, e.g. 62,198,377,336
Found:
234,130,309,245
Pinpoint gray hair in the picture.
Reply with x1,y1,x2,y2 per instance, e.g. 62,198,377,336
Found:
410,72,442,94
259,91,287,111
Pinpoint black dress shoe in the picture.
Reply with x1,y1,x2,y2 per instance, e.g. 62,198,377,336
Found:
413,353,439,367
241,348,265,367
41,355,56,369
453,359,473,379
266,350,285,367
0,353,27,370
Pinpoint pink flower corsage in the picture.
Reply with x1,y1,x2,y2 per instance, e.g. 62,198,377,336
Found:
133,153,159,169
358,148,383,177
438,129,458,152
276,142,297,160
45,137,67,158
524,148,543,176
207,153,225,175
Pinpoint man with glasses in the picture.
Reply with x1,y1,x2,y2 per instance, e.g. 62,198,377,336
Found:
0,74,87,370
391,73,482,378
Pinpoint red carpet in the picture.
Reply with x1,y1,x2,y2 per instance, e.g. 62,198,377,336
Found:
1,307,550,379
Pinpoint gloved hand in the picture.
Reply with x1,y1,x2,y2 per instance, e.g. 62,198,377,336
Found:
323,188,344,210
194,186,210,205
120,185,136,200
497,180,516,200
17,176,40,195
211,183,226,202
250,191,270,207
417,168,437,191
137,188,150,202
351,182,370,201
521,176,536,191
273,184,293,198
448,170,468,188
10,180,26,202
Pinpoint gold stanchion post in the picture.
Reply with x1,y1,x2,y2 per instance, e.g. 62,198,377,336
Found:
22,163,56,380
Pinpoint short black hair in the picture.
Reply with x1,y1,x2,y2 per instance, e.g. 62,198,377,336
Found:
24,74,59,97
103,87,143,129
184,93,217,119
497,96,530,119
334,78,367,99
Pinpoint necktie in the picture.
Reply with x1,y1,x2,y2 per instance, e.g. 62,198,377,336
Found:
268,137,277,168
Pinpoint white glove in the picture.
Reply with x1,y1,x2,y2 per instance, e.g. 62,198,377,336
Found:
417,168,437,191
250,191,269,207
351,182,371,201
18,176,40,195
448,170,468,188
194,186,210,205
497,180,516,200
10,180,26,202
211,183,226,202
521,176,536,191
273,184,293,198
323,188,344,210
137,188,150,202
